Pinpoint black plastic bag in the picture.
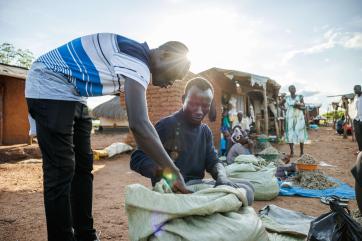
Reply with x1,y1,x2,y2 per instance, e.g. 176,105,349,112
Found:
307,200,362,241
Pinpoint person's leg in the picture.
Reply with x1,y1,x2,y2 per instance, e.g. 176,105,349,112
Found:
300,143,304,156
356,181,362,213
357,121,362,151
288,143,294,156
27,99,77,241
354,120,361,152
71,103,98,241
352,152,362,213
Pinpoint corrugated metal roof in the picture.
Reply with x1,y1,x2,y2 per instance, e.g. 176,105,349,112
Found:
199,67,281,89
0,63,28,79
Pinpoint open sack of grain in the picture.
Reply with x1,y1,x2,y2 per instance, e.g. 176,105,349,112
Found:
225,155,280,201
125,179,269,241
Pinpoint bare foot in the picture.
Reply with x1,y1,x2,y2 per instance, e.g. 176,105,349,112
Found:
282,154,291,164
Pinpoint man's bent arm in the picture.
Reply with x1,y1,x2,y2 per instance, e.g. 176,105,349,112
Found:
124,78,189,193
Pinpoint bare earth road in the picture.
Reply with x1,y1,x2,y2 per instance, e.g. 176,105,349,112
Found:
0,128,358,241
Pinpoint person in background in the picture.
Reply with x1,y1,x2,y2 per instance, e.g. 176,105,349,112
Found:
353,85,362,153
226,127,254,164
130,77,255,205
28,114,37,145
282,85,308,157
25,33,190,241
220,108,232,155
220,128,232,156
336,115,346,135
232,111,250,133
278,93,287,136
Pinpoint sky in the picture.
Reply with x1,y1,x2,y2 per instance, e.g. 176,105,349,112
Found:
1,0,361,112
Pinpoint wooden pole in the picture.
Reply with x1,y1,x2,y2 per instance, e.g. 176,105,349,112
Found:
0,85,3,145
263,85,268,135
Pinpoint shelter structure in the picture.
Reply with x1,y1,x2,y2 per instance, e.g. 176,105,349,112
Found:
0,64,29,145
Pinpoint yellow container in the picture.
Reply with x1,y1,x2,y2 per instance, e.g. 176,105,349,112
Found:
93,150,108,160
296,163,318,171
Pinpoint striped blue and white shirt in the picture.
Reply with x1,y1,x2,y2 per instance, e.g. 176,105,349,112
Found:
25,33,151,100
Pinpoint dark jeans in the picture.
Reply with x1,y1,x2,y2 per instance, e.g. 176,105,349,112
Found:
27,99,97,241
354,119,362,151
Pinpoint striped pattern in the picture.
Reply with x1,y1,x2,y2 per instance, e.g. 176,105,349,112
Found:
36,33,151,97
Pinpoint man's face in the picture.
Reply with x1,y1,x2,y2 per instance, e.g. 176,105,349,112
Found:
289,86,296,95
354,85,361,95
237,112,243,121
151,50,190,88
182,86,213,125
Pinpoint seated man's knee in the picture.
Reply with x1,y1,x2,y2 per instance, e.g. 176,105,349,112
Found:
234,180,255,205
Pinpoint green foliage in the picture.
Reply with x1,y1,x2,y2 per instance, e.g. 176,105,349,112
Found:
0,42,35,69
322,110,345,120
0,43,16,64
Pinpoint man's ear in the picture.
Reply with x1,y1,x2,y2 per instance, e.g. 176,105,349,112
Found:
208,99,217,122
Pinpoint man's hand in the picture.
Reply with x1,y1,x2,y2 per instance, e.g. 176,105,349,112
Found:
215,177,239,188
163,168,192,194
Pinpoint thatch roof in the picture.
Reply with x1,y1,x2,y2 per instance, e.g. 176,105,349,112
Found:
91,96,127,121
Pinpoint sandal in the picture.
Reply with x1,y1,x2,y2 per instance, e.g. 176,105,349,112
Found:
320,196,349,207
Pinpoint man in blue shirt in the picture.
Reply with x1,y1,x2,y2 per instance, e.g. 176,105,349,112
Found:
26,33,190,241
130,77,254,204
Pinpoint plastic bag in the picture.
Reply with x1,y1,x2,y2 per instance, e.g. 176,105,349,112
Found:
307,200,362,241
104,142,132,157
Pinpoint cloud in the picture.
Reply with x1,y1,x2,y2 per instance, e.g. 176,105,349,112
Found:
299,90,320,97
343,33,362,48
282,29,362,64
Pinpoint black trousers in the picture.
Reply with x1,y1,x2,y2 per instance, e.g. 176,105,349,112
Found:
27,99,97,241
354,119,362,151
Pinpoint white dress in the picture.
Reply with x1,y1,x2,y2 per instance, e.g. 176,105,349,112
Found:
285,95,308,144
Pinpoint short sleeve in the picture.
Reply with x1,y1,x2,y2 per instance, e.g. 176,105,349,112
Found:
111,53,151,89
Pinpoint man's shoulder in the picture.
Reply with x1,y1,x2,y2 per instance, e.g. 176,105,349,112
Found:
156,112,180,126
200,123,213,135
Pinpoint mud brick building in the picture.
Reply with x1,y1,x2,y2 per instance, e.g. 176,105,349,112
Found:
0,64,29,145
123,68,280,150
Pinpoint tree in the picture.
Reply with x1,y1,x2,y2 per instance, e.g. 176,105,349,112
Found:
16,48,34,69
0,42,35,69
0,43,16,65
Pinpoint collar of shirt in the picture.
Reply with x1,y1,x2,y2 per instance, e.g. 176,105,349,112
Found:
175,109,203,129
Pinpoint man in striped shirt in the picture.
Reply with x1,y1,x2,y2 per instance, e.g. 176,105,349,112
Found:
25,33,190,241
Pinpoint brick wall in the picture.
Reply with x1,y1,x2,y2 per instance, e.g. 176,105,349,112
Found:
124,79,188,146
123,74,223,150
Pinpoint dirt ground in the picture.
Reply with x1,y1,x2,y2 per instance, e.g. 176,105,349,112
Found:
0,128,359,241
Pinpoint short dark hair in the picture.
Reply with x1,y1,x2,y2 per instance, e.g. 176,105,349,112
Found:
158,41,189,54
184,77,214,95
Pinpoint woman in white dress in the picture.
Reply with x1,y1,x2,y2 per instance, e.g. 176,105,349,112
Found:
283,85,308,156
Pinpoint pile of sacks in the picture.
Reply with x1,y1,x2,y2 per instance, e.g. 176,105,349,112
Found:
225,155,280,201
126,180,306,241
126,179,269,241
